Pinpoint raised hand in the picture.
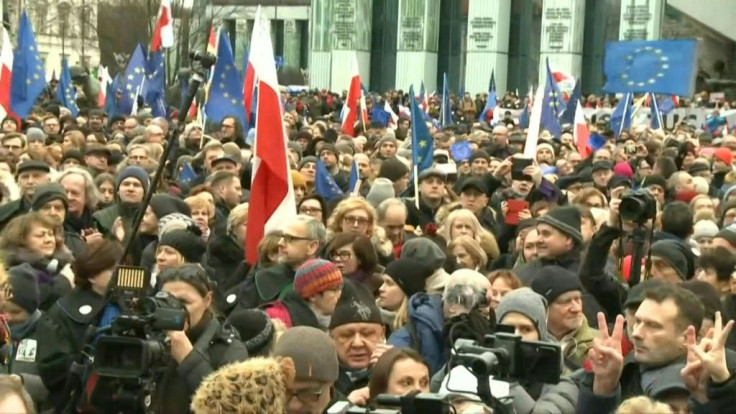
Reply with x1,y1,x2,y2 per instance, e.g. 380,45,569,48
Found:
590,313,625,395
680,325,709,403
689,312,734,383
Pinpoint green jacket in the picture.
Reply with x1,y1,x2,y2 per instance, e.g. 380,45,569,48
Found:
558,318,599,370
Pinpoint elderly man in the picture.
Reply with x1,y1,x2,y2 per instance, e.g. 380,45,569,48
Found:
144,124,166,144
57,167,101,238
0,161,51,230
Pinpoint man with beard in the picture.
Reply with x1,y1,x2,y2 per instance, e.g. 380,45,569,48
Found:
536,142,555,166
219,116,248,148
87,109,106,134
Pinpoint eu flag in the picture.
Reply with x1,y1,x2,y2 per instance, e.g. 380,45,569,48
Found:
371,104,391,128
120,45,147,116
603,40,698,96
204,30,246,126
349,160,359,193
541,58,563,137
480,70,497,121
651,93,664,130
11,11,46,119
559,79,581,125
656,94,676,115
611,93,634,137
57,58,78,117
105,74,121,118
409,85,434,172
145,51,168,118
440,73,454,127
315,160,344,201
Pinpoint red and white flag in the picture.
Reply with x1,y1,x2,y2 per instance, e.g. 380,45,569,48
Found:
0,29,13,120
151,0,173,51
574,101,592,159
207,25,218,55
341,54,366,137
384,100,398,129
245,7,296,265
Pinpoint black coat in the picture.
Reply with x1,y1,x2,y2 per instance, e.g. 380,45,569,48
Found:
231,264,295,313
2,248,74,311
0,198,30,231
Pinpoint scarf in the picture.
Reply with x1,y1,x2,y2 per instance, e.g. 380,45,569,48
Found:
10,310,41,344
65,208,95,233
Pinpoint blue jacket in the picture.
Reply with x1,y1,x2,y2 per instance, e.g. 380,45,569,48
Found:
387,293,447,374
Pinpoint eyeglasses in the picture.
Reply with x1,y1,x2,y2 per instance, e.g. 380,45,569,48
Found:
281,233,314,243
289,384,328,403
342,215,370,226
299,206,322,215
330,250,352,261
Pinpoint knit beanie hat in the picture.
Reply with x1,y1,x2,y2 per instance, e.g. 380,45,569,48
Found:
299,156,318,170
329,280,383,329
150,193,191,219
377,134,398,149
378,157,409,181
613,162,635,179
31,183,68,212
158,227,206,263
227,309,275,357
650,240,689,280
401,237,447,270
274,326,339,382
641,174,667,191
714,147,733,165
26,127,46,142
530,265,582,304
116,166,150,194
679,280,722,321
157,213,196,238
7,264,40,314
470,150,490,163
715,225,736,249
366,178,395,208
60,149,86,166
536,143,555,156
294,259,343,299
693,220,719,240
291,170,307,188
191,357,295,414
319,143,338,157
537,206,583,245
496,287,549,342
385,259,435,298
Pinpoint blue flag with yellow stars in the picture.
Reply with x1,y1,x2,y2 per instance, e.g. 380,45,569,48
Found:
11,10,46,119
119,44,147,116
204,30,246,126
409,84,434,173
145,51,168,118
541,58,563,137
315,160,344,201
56,58,78,117
603,40,698,96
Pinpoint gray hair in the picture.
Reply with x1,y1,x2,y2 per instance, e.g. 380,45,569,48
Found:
55,167,101,210
293,214,327,246
376,198,407,221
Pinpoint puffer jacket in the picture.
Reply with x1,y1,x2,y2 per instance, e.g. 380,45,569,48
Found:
387,293,447,375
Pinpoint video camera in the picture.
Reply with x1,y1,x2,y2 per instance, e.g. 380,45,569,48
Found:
619,189,657,225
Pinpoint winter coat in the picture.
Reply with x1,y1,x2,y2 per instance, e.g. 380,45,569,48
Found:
0,198,31,231
4,310,50,408
203,233,249,294
559,318,598,371
579,225,628,320
508,378,579,414
265,290,323,330
387,293,447,375
2,248,74,311
231,263,296,313
403,195,444,230
35,287,107,409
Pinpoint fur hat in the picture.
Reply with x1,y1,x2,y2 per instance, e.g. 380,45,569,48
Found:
191,357,295,414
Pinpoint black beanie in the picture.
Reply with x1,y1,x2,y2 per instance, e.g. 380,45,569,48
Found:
650,240,689,280
641,174,667,191
319,143,338,157
158,227,206,263
378,157,409,181
680,280,722,320
227,309,274,357
531,265,582,304
329,280,382,330
150,194,191,219
385,259,434,298
8,264,40,313
537,206,583,245
31,183,68,212
470,150,490,163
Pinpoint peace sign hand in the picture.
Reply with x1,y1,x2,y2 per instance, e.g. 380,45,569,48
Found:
689,312,734,383
680,325,709,402
590,312,625,395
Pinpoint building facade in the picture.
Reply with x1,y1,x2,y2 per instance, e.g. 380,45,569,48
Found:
5,0,100,78
207,0,736,95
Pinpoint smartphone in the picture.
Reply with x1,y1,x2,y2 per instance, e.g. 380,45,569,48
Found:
511,157,533,181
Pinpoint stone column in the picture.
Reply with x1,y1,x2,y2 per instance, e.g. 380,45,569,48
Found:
329,0,372,91
538,0,586,86
395,0,440,92
464,0,511,94
618,0,665,40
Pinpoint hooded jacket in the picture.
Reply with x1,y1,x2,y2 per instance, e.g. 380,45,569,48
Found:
387,293,447,375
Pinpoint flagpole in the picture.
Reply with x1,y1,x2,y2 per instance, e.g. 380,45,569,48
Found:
413,165,419,210
618,93,630,137
652,93,663,129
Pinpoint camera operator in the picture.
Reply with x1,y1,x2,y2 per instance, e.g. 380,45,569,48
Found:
121,263,249,413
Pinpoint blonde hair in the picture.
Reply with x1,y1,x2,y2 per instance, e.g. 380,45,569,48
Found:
448,235,488,270
185,195,215,221
616,396,673,414
442,209,500,260
391,296,409,331
327,197,378,236
228,203,249,235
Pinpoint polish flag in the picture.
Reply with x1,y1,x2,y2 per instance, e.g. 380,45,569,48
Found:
207,25,218,55
151,0,173,51
574,101,592,158
189,96,198,120
341,54,366,137
384,100,398,129
245,6,296,265
97,65,111,109
0,29,13,120
243,52,256,123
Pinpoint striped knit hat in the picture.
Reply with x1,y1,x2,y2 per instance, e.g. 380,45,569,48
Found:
294,259,343,299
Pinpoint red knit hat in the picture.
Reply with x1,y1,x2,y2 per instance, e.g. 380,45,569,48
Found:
714,148,733,166
294,259,343,299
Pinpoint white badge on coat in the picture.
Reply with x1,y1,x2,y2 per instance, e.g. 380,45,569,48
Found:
79,305,92,315
226,294,237,304
15,339,37,363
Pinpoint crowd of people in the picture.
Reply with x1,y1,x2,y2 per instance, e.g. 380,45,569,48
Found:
0,84,734,414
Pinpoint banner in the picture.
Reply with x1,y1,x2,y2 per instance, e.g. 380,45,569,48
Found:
493,107,736,131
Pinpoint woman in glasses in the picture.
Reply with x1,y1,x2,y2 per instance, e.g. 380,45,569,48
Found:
297,193,329,225
326,197,393,265
324,233,382,295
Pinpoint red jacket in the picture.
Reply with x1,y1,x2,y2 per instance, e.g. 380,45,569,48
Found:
265,301,293,328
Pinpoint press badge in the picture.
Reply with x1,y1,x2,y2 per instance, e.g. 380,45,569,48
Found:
15,339,37,363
